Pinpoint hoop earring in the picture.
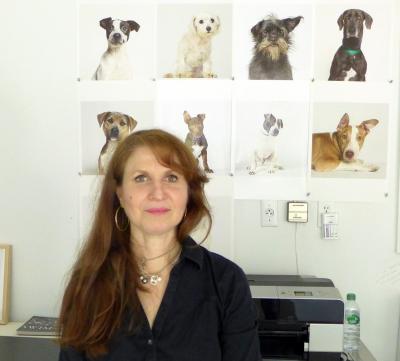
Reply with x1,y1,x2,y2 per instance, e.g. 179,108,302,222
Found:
115,206,129,232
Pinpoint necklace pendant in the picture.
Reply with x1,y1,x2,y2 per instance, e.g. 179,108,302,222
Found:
150,275,162,285
140,275,149,284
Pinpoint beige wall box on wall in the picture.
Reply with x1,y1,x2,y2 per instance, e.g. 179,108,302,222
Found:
287,202,308,223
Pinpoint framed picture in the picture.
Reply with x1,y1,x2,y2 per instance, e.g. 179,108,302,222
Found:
0,245,11,324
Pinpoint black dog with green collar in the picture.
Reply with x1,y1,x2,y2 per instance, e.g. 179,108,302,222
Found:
328,9,373,81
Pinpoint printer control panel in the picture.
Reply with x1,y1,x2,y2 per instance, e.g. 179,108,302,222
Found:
278,286,342,300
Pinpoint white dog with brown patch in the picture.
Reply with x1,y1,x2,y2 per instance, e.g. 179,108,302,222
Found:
173,13,220,78
312,113,379,172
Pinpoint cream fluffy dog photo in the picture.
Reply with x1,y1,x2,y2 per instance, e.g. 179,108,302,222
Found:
165,13,220,78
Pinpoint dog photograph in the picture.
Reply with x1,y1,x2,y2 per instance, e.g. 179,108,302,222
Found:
183,111,213,173
314,2,391,81
79,3,155,81
234,3,312,80
234,101,309,178
157,3,232,79
155,82,231,174
311,102,388,179
80,101,154,175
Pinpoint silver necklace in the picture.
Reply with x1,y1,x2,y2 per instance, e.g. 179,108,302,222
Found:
139,249,181,286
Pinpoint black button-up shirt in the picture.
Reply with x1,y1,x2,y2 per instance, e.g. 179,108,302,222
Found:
59,237,261,361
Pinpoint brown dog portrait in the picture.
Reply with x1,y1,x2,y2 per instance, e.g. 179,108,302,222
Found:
98,111,137,175
183,111,213,173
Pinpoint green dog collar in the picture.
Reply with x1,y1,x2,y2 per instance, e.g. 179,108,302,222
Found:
345,48,361,56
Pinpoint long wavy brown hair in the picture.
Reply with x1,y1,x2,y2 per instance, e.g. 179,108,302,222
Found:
58,129,212,359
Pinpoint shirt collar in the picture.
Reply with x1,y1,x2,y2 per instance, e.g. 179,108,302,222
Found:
181,236,204,270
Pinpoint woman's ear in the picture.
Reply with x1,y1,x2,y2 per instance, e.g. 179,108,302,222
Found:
116,188,124,207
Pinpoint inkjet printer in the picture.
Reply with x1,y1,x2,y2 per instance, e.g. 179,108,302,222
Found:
247,275,344,361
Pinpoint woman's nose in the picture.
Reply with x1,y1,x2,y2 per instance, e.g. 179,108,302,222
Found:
149,181,166,199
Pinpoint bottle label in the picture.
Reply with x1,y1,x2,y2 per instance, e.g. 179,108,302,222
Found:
346,311,360,325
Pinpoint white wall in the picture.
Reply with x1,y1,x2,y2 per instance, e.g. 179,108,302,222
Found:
0,1,399,361
0,0,80,317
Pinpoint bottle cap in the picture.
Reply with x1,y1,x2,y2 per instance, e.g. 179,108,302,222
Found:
347,293,356,301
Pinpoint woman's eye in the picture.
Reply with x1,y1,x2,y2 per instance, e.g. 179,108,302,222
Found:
134,175,147,182
166,174,178,183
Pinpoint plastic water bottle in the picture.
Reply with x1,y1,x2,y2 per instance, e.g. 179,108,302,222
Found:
343,293,360,352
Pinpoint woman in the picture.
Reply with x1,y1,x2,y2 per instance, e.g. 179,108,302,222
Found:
58,129,261,361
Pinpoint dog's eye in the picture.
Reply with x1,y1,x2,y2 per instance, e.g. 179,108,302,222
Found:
121,25,127,32
342,134,348,140
210,18,214,23
356,135,362,141
199,20,204,24
120,121,126,126
107,119,113,123
278,29,283,35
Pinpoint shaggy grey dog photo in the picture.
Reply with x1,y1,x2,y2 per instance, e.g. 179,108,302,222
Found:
249,15,302,80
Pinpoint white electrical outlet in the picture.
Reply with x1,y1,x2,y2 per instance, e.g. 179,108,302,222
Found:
317,201,335,227
261,200,278,227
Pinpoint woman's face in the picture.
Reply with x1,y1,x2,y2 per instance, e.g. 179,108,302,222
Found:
116,146,189,240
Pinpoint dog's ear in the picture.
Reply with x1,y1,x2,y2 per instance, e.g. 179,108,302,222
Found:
361,119,379,132
264,113,276,125
211,15,221,33
251,20,264,38
125,114,137,131
128,20,140,32
197,114,206,122
337,113,350,129
192,16,198,32
277,119,283,129
283,16,303,33
100,17,113,30
337,11,346,31
362,11,373,29
97,112,110,127
183,111,191,124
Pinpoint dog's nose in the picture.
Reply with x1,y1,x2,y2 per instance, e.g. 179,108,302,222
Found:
113,33,122,41
110,127,119,138
206,26,211,32
347,25,357,36
345,150,354,159
269,30,278,42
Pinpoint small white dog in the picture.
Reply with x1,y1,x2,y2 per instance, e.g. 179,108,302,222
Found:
173,13,220,78
248,114,284,175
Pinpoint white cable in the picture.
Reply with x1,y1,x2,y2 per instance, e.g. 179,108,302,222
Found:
294,223,299,275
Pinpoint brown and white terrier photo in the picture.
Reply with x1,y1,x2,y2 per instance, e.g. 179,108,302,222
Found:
98,111,137,175
183,111,213,173
312,113,379,172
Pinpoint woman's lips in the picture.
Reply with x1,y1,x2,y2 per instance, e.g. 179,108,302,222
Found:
146,208,170,215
